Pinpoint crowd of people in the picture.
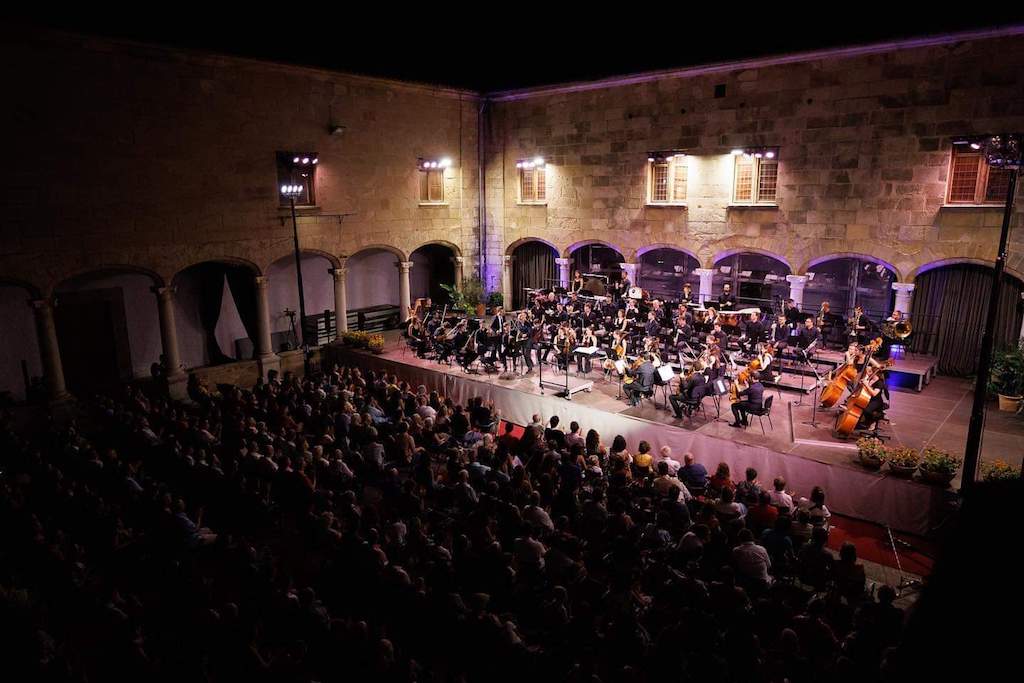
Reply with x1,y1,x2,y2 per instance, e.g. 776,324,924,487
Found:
0,362,915,682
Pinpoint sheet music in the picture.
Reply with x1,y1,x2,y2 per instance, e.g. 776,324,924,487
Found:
657,365,675,381
573,346,598,354
614,360,627,374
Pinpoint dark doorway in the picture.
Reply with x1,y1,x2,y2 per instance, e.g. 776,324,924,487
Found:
410,244,456,305
511,241,557,309
54,288,132,396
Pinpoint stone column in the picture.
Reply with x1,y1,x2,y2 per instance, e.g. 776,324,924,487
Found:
331,265,348,334
891,282,915,317
555,258,571,289
695,268,715,306
252,276,280,380
152,286,186,397
30,298,70,402
502,255,514,309
397,261,413,321
451,256,465,291
786,275,808,310
619,262,638,289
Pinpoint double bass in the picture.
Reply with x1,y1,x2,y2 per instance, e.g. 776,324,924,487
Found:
833,342,894,437
819,338,881,409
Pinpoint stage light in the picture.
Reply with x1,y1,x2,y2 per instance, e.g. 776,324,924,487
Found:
293,156,300,163
731,149,744,155
647,157,655,162
765,150,775,159
311,157,318,164
970,142,982,150
440,157,452,168
533,156,544,166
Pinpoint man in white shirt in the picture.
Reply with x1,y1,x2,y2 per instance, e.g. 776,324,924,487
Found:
657,446,682,476
416,397,437,421
732,528,772,586
652,461,686,498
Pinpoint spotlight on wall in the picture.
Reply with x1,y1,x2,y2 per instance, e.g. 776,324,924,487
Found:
648,150,688,163
954,135,1023,169
419,157,452,170
735,146,778,160
516,156,546,170
731,149,744,156
284,152,318,168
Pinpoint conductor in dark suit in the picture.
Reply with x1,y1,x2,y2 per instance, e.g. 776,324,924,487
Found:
730,372,765,428
624,355,656,406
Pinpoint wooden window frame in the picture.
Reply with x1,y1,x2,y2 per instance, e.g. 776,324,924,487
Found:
419,168,447,205
946,147,1012,206
519,165,547,205
732,155,778,206
647,156,688,205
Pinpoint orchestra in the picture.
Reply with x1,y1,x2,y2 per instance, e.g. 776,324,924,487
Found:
398,279,907,439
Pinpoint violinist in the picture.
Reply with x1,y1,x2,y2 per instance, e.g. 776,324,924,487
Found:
603,330,629,379
553,324,575,372
680,282,697,307
624,353,656,407
730,371,765,428
500,322,519,373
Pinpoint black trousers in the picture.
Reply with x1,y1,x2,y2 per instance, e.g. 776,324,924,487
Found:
521,341,535,370
731,399,759,425
624,383,649,405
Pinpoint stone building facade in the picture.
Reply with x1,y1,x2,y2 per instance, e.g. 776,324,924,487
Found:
2,26,1023,399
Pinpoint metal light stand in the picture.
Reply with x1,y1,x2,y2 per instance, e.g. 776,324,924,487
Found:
885,525,922,597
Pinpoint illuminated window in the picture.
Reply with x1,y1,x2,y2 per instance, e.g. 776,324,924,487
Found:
419,168,445,204
276,152,317,206
733,152,778,205
647,154,688,204
947,146,1012,205
519,164,547,203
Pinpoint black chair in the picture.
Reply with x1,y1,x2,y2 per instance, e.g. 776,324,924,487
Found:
745,395,774,435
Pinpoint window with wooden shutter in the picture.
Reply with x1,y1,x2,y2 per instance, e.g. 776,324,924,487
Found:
672,159,688,201
947,146,1010,205
757,158,778,203
419,169,445,204
733,156,754,203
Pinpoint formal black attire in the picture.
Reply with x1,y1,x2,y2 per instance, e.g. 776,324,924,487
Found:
731,381,765,426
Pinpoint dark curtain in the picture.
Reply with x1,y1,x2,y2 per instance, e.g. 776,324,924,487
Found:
197,264,233,365
909,264,1023,376
225,266,260,358
511,242,557,309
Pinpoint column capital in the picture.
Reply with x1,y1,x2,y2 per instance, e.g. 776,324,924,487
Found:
397,260,414,273
451,256,465,265
151,285,177,301
786,274,809,287
254,275,270,288
330,266,348,281
892,281,916,293
29,297,55,311
694,268,715,277
504,254,514,265
554,257,571,266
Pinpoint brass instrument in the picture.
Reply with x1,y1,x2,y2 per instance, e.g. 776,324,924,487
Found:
881,320,912,340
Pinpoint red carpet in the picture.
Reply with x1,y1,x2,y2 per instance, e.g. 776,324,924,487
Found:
497,421,935,576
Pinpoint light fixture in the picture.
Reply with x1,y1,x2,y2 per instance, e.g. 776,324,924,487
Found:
648,150,688,163
419,157,452,171
280,184,304,198
731,149,744,155
735,146,778,160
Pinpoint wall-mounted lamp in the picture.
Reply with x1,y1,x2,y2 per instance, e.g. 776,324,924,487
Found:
732,146,778,159
516,156,545,169
419,157,452,170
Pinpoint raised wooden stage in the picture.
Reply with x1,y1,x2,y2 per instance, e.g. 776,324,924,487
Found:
330,332,1023,537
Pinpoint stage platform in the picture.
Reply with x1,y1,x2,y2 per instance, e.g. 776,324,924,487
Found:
331,334,1023,537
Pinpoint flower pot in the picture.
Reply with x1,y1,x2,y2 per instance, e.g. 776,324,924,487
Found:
918,465,955,487
887,463,917,478
476,303,486,316
997,394,1022,412
858,453,884,470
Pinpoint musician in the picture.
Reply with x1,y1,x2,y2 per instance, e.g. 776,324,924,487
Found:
730,371,765,428
579,303,597,329
853,305,873,345
859,367,890,431
670,363,708,418
680,282,697,306
885,309,905,324
624,298,642,322
549,324,572,372
571,270,585,294
611,276,629,301
741,312,764,355
718,283,737,311
672,316,694,349
516,312,535,373
783,298,803,326
644,311,661,338
458,324,481,370
575,326,599,373
797,317,820,354
624,354,656,407
407,317,428,358
500,322,519,373
702,341,725,381
711,322,727,346
603,330,629,379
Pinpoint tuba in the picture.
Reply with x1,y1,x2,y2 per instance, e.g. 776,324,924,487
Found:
881,320,912,340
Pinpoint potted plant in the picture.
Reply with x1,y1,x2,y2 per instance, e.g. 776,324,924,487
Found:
980,459,1018,483
487,291,504,314
988,343,1024,412
367,333,385,354
856,437,888,470
442,276,486,316
886,446,920,477
918,446,962,486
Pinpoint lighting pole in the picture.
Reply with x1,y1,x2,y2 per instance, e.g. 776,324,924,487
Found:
962,134,1022,491
281,183,310,376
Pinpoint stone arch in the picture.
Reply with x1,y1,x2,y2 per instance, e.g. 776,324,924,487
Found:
55,264,165,291
346,243,408,262
909,257,1024,284
564,239,626,260
635,243,701,263
803,252,903,281
170,256,261,284
410,239,463,258
712,247,792,270
506,236,558,256
263,247,342,271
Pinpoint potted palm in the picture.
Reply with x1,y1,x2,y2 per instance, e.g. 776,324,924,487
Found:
856,436,888,470
918,446,962,486
442,276,486,316
988,343,1024,412
886,446,920,478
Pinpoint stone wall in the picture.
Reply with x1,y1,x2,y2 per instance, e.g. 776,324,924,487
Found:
490,33,1024,282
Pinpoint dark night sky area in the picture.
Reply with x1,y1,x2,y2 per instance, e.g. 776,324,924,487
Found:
10,11,1024,92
